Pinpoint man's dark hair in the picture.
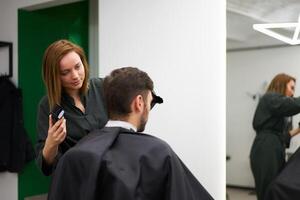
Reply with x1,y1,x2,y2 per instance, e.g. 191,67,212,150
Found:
103,67,154,119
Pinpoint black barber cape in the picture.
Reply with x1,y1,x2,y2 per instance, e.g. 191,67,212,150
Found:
48,127,213,200
265,146,300,200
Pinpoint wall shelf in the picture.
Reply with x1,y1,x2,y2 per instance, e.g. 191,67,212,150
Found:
0,41,13,78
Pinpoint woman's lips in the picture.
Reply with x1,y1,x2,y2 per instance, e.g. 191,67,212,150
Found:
72,80,81,86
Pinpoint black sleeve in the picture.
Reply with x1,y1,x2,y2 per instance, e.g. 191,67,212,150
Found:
89,77,108,121
35,97,62,176
285,132,292,148
267,93,300,117
165,149,214,200
283,117,293,148
98,78,107,111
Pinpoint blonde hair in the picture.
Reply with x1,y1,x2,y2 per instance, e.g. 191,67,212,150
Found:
42,39,89,110
267,73,296,96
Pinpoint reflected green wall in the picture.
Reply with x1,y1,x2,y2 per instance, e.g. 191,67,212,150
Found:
18,1,88,199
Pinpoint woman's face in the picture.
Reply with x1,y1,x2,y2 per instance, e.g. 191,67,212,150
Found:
59,51,85,95
286,80,295,97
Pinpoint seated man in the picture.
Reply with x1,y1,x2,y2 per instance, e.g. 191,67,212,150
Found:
48,67,213,200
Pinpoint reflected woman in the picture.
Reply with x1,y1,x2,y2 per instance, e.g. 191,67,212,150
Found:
250,73,300,200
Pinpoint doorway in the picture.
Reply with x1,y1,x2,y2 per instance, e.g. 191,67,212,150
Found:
18,1,88,199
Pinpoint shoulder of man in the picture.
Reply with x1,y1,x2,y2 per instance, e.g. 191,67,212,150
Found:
118,129,174,157
78,127,173,155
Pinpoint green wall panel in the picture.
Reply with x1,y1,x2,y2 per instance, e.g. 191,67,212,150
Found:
18,1,88,199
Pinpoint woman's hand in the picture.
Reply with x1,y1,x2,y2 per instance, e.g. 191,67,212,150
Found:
289,127,300,137
42,115,67,165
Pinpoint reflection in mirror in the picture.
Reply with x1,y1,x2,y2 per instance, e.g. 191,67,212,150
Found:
227,1,300,199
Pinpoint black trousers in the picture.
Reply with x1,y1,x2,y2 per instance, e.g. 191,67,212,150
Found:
250,133,285,200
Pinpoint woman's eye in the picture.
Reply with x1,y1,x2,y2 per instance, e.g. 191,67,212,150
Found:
60,71,69,76
75,64,81,69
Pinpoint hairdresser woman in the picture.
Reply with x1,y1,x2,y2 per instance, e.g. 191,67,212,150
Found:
250,73,300,200
36,40,108,176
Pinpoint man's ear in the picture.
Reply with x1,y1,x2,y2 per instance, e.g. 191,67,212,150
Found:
131,95,144,113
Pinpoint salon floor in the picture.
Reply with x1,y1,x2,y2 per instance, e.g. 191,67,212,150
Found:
226,187,256,200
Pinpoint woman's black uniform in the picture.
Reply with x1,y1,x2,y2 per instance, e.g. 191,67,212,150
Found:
250,92,300,200
35,78,108,176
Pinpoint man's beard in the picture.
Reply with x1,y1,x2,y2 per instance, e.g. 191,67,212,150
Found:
137,108,148,132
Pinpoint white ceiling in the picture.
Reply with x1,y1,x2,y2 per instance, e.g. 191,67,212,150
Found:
227,0,300,50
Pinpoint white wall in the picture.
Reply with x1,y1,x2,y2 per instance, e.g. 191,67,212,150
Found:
0,0,52,84
227,46,300,187
99,0,225,199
